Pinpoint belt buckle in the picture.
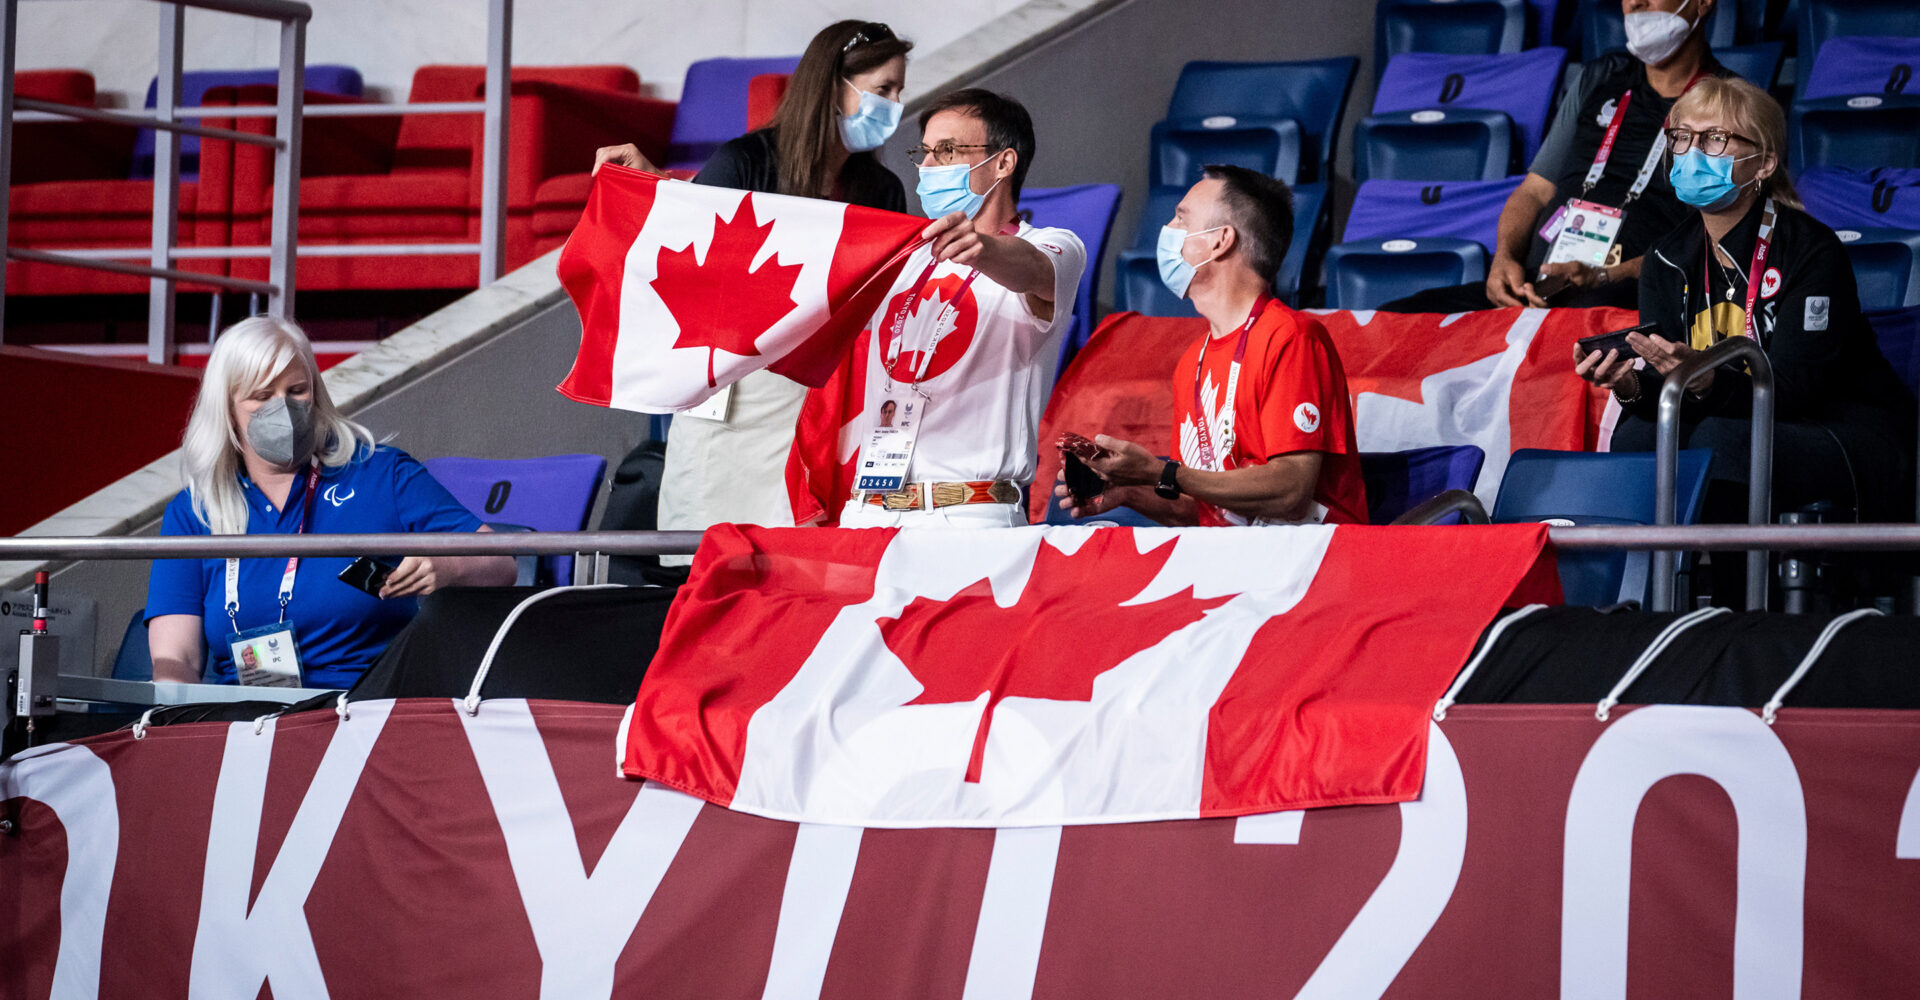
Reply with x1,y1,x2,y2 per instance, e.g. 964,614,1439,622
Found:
882,488,918,511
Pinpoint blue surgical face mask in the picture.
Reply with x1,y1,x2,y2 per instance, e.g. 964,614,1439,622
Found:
1669,147,1758,211
838,79,902,153
1156,224,1226,299
916,153,1004,219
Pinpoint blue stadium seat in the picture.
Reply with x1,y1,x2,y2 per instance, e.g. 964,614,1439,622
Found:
134,65,363,179
1835,228,1920,310
1376,0,1527,77
1788,96,1920,172
1869,305,1920,396
1528,0,1575,48
1020,184,1124,371
424,454,608,586
1796,0,1920,103
1801,35,1920,101
1360,445,1488,524
1360,49,1567,180
668,56,803,171
1714,41,1787,90
1342,177,1523,251
1576,0,1735,61
1149,119,1303,188
1162,59,1359,183
112,610,155,682
1492,448,1714,607
1799,166,1920,231
1321,237,1488,310
1115,182,1328,315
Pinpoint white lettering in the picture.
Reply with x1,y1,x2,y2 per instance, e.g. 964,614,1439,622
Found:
0,743,119,1000
1898,764,1920,860
1561,706,1806,1000
759,824,863,999
961,825,1063,1000
459,699,702,1000
189,700,393,1000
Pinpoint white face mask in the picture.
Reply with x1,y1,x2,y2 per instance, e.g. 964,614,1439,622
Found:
1624,0,1697,67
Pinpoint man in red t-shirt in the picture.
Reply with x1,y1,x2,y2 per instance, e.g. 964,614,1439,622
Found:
1055,165,1367,525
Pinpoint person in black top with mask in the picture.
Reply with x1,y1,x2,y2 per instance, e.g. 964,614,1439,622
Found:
1384,0,1729,313
1575,78,1914,574
589,21,913,574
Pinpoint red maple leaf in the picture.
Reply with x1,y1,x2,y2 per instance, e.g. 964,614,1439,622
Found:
1340,312,1511,404
877,534,1230,783
654,194,803,386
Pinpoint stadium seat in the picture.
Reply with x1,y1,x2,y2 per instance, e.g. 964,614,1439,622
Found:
1149,118,1303,188
1341,177,1524,251
1376,0,1527,77
746,73,790,132
424,454,609,586
667,56,803,172
111,611,155,682
1162,59,1359,184
1019,184,1123,370
1114,182,1328,315
1795,0,1920,103
1835,228,1920,310
1491,448,1714,606
1359,49,1567,181
1869,305,1920,396
1799,166,1920,231
1360,445,1488,524
1576,0,1736,61
1528,0,1574,48
1800,35,1920,101
1714,41,1787,90
1321,237,1488,310
1788,96,1920,172
133,65,363,179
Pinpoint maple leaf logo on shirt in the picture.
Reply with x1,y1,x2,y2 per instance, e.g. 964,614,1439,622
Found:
876,272,978,382
876,535,1230,783
1178,369,1231,470
653,194,803,387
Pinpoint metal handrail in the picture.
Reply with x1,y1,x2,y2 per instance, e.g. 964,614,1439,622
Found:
1652,337,1775,612
165,0,310,22
7,247,276,295
1390,490,1491,526
8,525,1920,563
13,97,283,145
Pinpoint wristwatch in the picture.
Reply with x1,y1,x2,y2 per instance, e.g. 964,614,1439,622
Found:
1155,460,1183,500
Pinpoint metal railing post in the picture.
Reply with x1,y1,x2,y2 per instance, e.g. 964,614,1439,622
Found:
0,0,16,341
477,0,512,284
267,15,304,319
1652,338,1776,612
147,4,185,364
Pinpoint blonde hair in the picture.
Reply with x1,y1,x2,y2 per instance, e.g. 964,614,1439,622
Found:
180,316,374,534
1669,76,1802,210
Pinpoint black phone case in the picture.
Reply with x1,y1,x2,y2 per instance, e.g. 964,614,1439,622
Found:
337,557,395,596
1578,322,1659,359
1063,453,1105,503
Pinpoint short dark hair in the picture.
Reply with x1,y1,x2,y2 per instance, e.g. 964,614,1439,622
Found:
1200,164,1294,280
917,88,1036,200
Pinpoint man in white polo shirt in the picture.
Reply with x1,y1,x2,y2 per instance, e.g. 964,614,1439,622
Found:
840,88,1086,528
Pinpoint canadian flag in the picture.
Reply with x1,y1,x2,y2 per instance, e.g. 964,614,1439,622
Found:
555,165,928,413
622,523,1556,827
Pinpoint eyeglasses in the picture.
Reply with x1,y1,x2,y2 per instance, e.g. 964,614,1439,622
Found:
907,142,994,167
842,22,895,55
1664,127,1757,157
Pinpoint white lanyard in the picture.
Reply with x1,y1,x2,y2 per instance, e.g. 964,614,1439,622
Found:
225,466,320,632
1190,302,1264,471
882,258,982,388
1583,72,1708,203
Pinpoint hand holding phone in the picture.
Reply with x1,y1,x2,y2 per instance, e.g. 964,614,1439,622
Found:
1056,432,1108,506
337,556,398,597
1577,322,1659,360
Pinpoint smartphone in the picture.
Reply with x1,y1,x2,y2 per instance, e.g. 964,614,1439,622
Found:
337,556,398,597
1532,272,1571,300
1057,431,1105,462
1577,322,1659,360
1062,452,1106,505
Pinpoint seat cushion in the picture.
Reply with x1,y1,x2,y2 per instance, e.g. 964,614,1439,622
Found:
9,180,200,245
293,174,473,237
532,172,593,238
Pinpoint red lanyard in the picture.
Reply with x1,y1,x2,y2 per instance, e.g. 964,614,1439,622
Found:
1701,199,1777,343
1189,300,1267,471
1583,71,1711,199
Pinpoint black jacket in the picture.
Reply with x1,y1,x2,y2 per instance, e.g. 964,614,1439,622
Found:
693,127,907,213
1629,197,1914,448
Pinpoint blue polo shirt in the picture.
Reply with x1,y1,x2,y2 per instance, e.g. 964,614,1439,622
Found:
145,444,482,689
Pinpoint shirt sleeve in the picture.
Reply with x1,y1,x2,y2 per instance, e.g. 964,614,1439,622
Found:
1018,225,1087,342
1527,65,1592,183
1254,325,1346,459
387,449,485,534
144,492,209,622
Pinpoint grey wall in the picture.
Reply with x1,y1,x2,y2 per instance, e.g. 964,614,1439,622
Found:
885,0,1379,314
53,300,642,674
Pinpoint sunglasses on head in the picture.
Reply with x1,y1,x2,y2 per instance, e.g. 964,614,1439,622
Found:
842,22,896,55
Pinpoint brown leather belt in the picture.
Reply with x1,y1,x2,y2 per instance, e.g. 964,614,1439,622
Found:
856,480,1021,511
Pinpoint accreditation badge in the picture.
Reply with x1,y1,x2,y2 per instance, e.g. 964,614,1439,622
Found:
229,622,304,688
1544,198,1624,269
854,386,924,493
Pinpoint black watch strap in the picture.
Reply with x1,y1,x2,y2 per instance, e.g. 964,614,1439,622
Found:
1155,459,1182,500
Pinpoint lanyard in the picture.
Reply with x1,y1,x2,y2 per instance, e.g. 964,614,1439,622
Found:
225,465,320,631
881,258,982,387
1582,72,1711,202
1702,198,1776,344
1189,300,1266,471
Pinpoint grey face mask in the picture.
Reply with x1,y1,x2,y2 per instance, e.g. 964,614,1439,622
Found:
247,395,317,467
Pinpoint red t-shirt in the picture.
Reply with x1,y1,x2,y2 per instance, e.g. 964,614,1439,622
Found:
1169,300,1368,526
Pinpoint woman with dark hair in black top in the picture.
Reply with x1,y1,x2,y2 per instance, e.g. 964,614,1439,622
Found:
589,21,914,569
1575,78,1914,597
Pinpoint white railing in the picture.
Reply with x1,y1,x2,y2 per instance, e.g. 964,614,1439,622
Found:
0,0,514,362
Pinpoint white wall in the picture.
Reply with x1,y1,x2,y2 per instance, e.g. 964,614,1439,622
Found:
15,0,1026,106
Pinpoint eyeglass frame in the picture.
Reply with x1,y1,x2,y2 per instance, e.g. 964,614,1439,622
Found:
1663,126,1759,157
842,22,895,55
905,142,1000,167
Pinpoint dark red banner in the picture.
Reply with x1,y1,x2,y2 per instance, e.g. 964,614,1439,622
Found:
4,698,1918,999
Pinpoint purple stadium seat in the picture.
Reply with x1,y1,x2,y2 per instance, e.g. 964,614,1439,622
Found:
668,56,802,172
1799,167,1920,231
134,65,363,179
1359,445,1487,524
1796,0,1920,102
1802,36,1920,100
1017,183,1122,371
423,454,608,586
1341,177,1523,251
1370,49,1568,164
